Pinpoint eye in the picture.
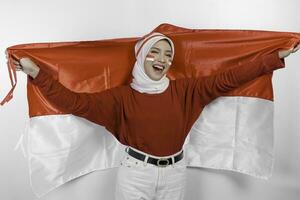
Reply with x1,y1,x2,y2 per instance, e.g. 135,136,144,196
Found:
166,54,172,57
150,50,158,54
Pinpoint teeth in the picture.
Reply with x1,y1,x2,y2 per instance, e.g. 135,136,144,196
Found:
153,65,164,70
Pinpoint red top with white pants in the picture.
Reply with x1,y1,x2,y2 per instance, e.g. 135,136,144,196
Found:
29,52,285,156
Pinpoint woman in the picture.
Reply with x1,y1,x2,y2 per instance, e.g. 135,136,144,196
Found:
13,32,299,200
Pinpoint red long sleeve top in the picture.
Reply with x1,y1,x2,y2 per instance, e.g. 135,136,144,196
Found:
29,52,285,156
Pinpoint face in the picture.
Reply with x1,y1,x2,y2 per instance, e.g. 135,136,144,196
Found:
144,39,173,81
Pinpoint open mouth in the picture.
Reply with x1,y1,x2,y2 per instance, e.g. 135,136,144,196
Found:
152,64,165,72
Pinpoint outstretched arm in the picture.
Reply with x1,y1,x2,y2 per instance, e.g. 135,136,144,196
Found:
13,58,121,137
196,44,300,106
29,69,120,133
197,51,285,106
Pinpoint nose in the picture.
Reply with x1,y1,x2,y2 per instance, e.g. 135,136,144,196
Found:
158,52,166,63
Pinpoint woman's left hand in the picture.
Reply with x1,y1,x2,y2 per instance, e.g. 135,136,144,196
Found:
278,43,300,58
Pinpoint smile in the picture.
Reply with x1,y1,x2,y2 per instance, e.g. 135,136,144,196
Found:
153,64,165,72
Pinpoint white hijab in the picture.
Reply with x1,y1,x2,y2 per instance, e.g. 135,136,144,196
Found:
130,32,175,94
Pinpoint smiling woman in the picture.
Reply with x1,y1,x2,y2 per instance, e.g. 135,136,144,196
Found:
130,32,175,94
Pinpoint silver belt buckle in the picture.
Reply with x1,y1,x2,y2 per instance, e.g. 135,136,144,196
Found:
157,158,169,167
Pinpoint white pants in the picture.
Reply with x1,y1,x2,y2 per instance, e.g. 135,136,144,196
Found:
114,147,187,200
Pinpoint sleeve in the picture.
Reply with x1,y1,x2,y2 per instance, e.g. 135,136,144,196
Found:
174,51,285,132
194,51,285,106
28,68,121,137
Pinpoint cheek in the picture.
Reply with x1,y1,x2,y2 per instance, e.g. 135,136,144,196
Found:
144,55,156,71
164,65,172,75
144,61,153,72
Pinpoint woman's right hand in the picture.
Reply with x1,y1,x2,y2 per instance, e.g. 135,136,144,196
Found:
11,57,40,79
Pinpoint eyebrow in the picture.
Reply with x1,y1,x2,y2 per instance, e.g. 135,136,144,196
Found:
151,47,172,53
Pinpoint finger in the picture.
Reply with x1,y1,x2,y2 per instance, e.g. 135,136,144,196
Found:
15,64,23,70
12,60,19,65
15,65,21,70
10,58,20,66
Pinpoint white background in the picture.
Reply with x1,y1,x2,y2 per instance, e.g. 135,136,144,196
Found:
0,0,300,199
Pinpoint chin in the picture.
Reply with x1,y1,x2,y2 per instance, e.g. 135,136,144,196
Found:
151,75,163,81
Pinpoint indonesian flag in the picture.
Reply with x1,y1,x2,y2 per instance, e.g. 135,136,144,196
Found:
2,23,300,197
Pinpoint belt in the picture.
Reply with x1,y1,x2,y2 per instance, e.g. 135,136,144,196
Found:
126,147,184,167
